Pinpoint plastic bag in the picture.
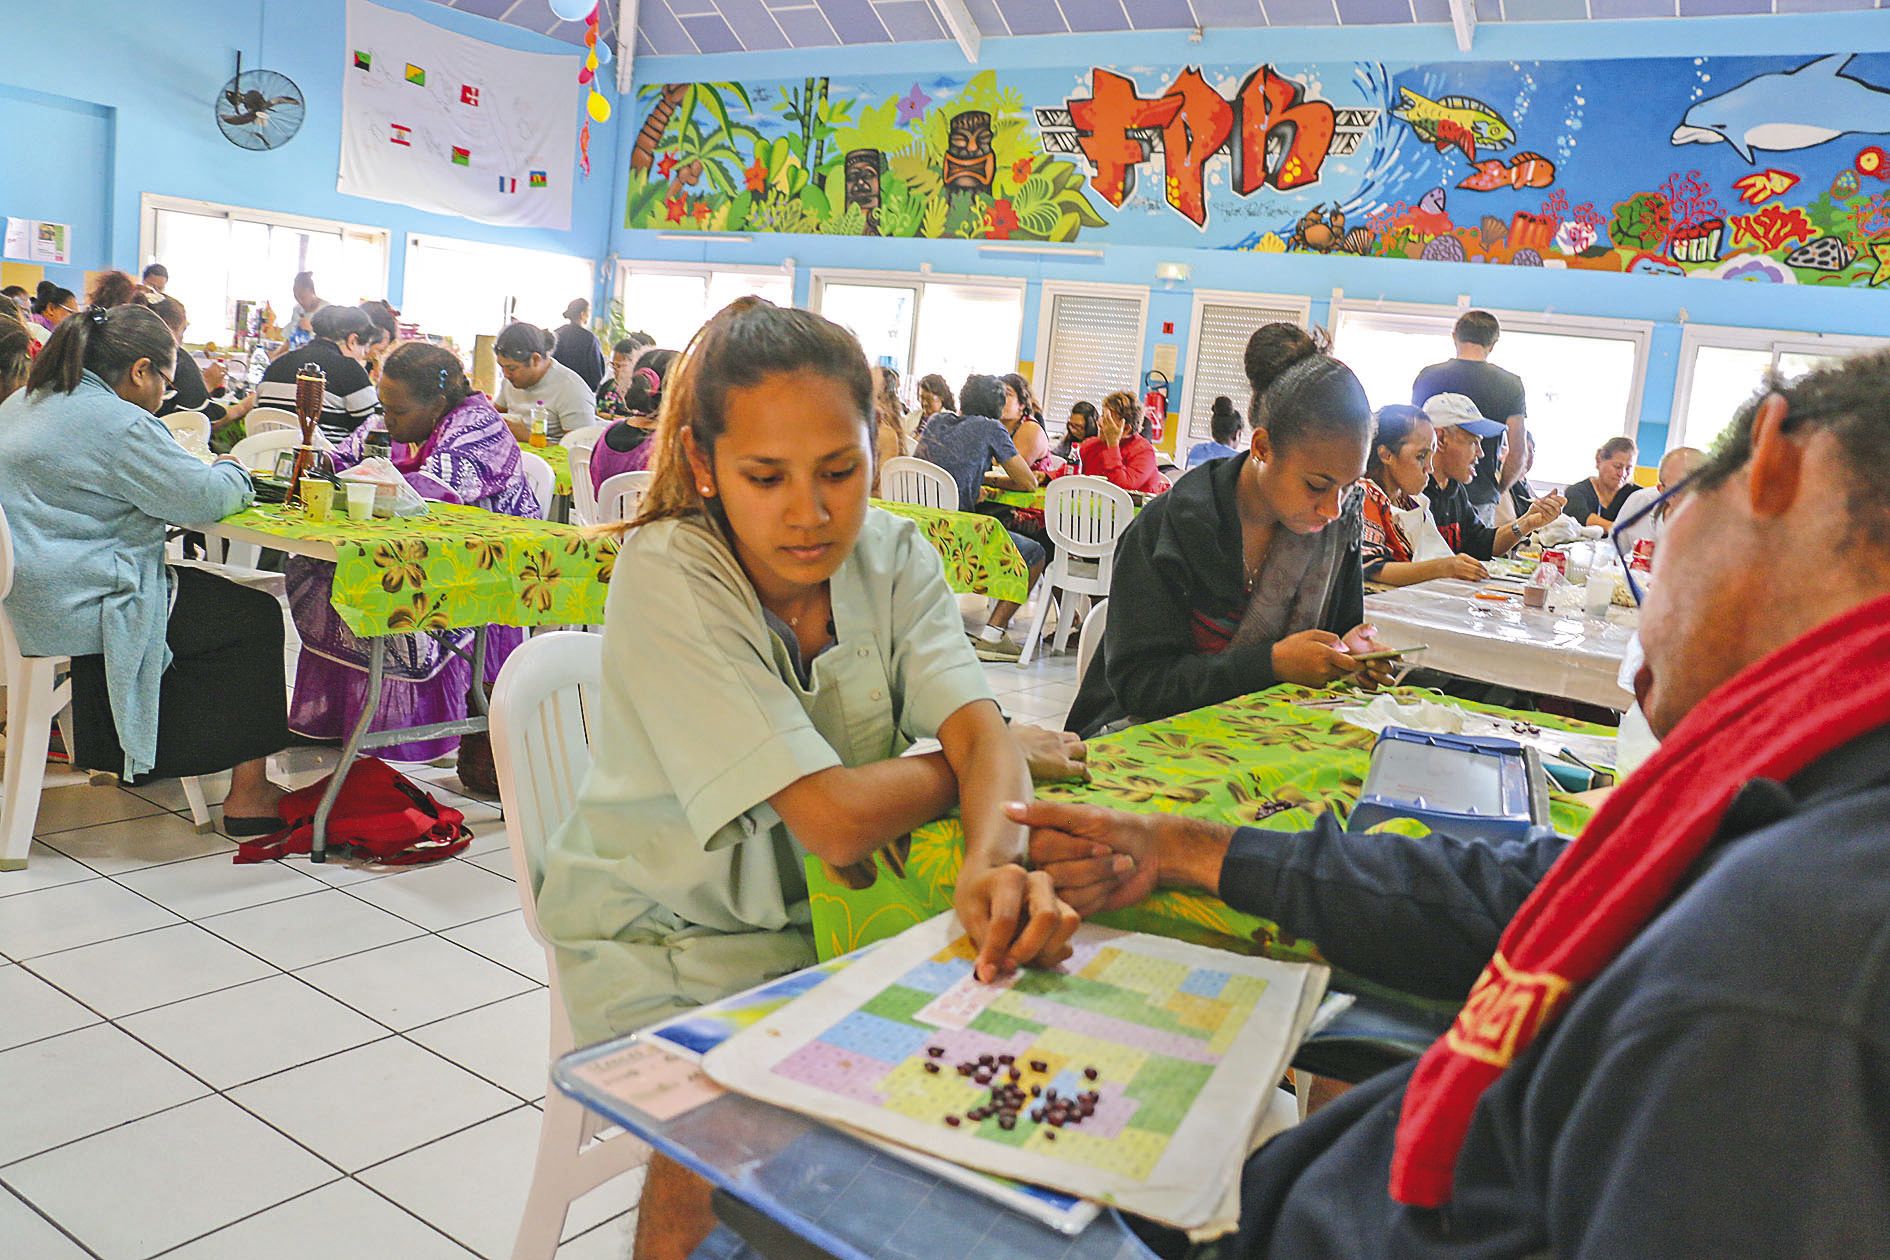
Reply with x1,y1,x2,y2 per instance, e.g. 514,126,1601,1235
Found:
338,457,429,518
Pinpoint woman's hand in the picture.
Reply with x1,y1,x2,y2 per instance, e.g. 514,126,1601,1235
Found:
1012,725,1089,784
1098,409,1125,447
1428,553,1489,582
954,860,1082,982
1271,628,1363,686
1008,800,1159,916
1340,623,1398,687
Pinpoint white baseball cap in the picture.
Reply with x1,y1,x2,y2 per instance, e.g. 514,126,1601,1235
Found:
1422,393,1506,438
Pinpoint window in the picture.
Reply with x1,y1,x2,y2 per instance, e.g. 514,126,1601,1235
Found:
617,263,793,352
811,272,1026,409
1671,326,1890,453
140,196,389,346
1180,292,1310,441
1033,283,1148,435
1332,302,1650,488
403,236,595,354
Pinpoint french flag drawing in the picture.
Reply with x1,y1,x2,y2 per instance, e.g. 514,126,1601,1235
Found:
498,176,517,193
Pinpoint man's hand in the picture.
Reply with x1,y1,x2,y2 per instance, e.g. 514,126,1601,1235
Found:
1429,553,1489,582
1272,628,1362,686
1008,799,1161,915
1519,492,1567,535
203,361,228,394
1012,725,1089,784
954,860,1081,982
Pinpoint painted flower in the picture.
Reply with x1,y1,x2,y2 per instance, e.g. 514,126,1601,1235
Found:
744,158,769,193
693,201,711,224
519,550,564,614
657,153,678,180
665,193,688,224
371,540,428,594
1011,156,1033,184
896,84,932,126
387,592,450,633
985,199,1018,241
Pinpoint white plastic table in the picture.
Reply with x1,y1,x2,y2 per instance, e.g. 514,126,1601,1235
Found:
1364,579,1637,710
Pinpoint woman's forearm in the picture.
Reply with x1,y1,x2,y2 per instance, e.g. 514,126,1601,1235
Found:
771,754,960,868
1372,560,1436,586
939,701,1031,874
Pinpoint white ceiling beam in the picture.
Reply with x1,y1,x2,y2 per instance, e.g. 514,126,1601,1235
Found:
1448,0,1475,52
932,0,983,63
615,0,639,93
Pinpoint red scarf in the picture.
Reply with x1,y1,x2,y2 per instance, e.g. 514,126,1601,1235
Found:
1390,591,1890,1208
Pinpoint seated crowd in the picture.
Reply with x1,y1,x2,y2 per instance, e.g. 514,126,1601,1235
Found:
3,269,1885,1260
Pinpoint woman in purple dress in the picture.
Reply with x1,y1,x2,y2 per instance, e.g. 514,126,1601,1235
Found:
286,342,540,792
588,348,677,499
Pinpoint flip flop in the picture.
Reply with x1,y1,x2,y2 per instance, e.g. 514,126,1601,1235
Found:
221,814,283,837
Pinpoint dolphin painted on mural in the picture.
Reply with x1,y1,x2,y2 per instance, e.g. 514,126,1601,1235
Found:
1671,54,1890,164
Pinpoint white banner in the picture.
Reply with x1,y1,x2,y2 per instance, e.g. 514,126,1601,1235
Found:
339,0,578,230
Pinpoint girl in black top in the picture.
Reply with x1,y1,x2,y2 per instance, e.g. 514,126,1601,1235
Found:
1563,436,1638,530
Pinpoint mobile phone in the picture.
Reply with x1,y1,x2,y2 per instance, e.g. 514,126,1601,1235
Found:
1350,645,1427,664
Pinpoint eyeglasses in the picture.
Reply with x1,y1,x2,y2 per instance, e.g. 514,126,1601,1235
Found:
1610,473,1696,607
150,362,176,392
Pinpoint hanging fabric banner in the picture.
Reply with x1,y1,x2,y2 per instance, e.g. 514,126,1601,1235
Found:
340,0,578,230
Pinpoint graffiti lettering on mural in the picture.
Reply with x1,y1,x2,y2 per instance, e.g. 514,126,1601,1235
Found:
1671,55,1890,164
624,54,1890,290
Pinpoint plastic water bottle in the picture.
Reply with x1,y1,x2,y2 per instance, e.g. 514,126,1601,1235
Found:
528,403,548,448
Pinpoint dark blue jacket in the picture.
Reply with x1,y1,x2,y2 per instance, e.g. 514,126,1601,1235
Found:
1223,725,1890,1258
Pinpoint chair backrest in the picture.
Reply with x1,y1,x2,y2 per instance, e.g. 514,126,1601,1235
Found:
569,443,599,526
0,502,27,667
1075,598,1108,680
244,408,300,435
880,456,959,511
489,631,604,955
560,423,609,451
518,450,556,520
163,411,211,452
1044,476,1134,555
596,470,653,526
230,428,304,472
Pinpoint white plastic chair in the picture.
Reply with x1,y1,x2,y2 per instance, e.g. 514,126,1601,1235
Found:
596,471,652,526
569,444,599,528
518,451,556,521
2,504,210,870
560,423,609,451
879,456,960,510
1074,598,1108,682
162,411,211,453
244,407,300,435
1019,476,1133,665
489,631,650,1260
230,428,304,474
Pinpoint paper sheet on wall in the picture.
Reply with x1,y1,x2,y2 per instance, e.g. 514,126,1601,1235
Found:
4,218,70,265
703,913,1329,1232
338,0,578,230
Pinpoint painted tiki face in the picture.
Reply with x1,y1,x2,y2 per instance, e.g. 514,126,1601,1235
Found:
943,110,997,192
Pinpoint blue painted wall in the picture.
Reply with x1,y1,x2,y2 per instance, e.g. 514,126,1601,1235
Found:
0,0,619,304
609,12,1890,458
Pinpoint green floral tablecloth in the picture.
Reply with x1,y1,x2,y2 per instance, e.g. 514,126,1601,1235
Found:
523,442,573,498
217,502,614,636
872,500,1031,603
980,485,1152,513
807,684,1606,980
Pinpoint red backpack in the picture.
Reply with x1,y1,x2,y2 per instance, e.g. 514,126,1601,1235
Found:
234,757,474,865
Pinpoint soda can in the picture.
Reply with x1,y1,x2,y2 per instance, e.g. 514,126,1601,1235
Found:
1541,548,1568,578
1631,538,1656,573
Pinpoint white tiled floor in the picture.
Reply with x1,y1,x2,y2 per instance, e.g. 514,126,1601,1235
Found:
0,631,1080,1258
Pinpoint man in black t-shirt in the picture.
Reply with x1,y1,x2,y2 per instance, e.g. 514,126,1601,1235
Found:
1412,310,1528,527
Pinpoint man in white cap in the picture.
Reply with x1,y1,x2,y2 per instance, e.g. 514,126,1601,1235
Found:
1426,393,1566,557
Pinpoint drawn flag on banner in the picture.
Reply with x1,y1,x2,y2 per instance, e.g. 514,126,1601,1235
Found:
340,0,577,230
353,50,372,71
529,170,548,188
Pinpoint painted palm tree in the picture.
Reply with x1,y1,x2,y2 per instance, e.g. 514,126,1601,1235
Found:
630,83,688,175
634,82,762,196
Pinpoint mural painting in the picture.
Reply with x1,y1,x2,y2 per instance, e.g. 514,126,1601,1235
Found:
625,53,1890,288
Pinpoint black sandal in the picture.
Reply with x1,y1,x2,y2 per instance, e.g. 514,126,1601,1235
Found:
221,814,283,837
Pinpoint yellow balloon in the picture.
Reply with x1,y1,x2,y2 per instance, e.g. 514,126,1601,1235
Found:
585,49,598,71
587,92,612,122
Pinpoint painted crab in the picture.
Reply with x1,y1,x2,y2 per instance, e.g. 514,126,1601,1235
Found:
1288,205,1348,254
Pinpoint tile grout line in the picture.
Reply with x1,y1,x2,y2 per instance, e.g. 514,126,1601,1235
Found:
0,1180,105,1260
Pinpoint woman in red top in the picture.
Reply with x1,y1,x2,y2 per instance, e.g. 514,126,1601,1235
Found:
1077,391,1168,494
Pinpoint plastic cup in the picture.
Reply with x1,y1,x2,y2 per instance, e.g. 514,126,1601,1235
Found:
1584,572,1615,619
344,481,377,522
303,480,334,523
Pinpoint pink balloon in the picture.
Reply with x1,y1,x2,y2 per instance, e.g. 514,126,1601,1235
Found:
578,66,594,85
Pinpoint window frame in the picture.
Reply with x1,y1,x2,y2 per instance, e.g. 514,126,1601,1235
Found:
808,268,1029,406
402,232,599,353
1031,279,1150,437
616,258,797,345
137,193,391,345
1669,323,1890,448
1177,288,1312,442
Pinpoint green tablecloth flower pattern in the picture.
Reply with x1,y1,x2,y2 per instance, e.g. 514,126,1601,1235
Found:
529,442,573,498
872,500,1031,603
807,684,1606,987
218,502,615,636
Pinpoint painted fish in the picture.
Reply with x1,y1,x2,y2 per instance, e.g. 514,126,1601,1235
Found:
1418,187,1447,215
1456,152,1557,192
1671,54,1890,165
1731,169,1800,205
1392,88,1515,161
